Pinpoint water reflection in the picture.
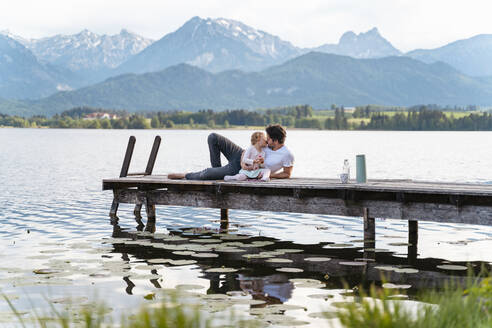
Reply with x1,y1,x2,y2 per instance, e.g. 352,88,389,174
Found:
109,220,489,303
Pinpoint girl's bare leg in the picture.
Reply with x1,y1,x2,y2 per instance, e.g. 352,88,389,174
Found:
224,173,247,181
260,169,271,181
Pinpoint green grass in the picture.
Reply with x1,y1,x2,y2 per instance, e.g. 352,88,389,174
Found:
3,272,491,327
2,291,257,328
335,271,492,328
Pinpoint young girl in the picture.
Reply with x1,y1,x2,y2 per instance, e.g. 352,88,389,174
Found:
224,131,271,182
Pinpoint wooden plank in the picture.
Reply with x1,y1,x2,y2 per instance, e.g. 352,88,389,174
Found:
119,136,136,178
112,189,492,225
102,179,492,208
102,176,492,196
145,136,161,175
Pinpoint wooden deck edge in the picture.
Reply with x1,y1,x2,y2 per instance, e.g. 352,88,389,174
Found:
113,189,492,226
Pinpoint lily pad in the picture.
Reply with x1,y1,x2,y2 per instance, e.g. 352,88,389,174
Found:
51,296,88,304
268,304,307,311
175,284,205,290
354,257,376,262
374,265,397,271
436,264,468,271
147,259,170,264
172,251,196,256
382,283,412,289
394,268,419,274
250,307,283,315
226,291,248,297
191,252,218,258
215,248,246,253
304,257,331,262
220,235,251,241
308,311,338,319
129,273,162,280
205,267,238,273
275,249,304,253
266,258,294,263
290,278,322,284
324,243,353,248
276,267,304,273
331,301,358,308
251,241,275,247
134,265,161,271
259,251,285,257
202,294,228,300
359,248,391,252
339,261,367,266
230,299,267,305
242,254,273,259
189,239,222,243
168,260,197,266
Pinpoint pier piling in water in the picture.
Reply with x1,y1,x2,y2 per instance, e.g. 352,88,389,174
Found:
220,209,229,230
408,220,418,264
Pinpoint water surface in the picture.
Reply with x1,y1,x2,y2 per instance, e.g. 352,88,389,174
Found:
1,129,492,327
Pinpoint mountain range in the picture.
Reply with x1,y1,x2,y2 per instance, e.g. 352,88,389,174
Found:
2,17,492,115
0,34,74,99
406,34,492,76
8,52,492,117
116,17,303,74
315,28,401,58
3,29,154,87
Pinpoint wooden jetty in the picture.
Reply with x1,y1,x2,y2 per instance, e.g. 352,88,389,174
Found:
103,136,492,251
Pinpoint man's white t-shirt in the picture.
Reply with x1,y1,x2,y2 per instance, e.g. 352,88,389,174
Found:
263,145,294,173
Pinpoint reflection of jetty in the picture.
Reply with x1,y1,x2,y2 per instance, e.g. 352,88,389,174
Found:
109,223,484,295
103,136,492,258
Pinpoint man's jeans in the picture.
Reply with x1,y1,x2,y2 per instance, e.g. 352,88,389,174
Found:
185,133,244,180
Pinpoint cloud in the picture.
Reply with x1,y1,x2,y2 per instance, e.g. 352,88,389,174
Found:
0,0,491,52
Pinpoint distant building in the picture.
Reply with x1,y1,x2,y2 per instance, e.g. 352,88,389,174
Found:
83,112,119,120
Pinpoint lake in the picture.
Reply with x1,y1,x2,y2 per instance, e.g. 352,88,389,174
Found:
1,128,492,327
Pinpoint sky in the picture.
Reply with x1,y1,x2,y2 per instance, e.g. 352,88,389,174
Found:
1,0,491,52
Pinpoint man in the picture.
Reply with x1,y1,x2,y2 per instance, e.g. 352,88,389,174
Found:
262,124,294,179
168,124,293,180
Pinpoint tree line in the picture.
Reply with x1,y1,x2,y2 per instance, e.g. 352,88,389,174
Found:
1,105,492,130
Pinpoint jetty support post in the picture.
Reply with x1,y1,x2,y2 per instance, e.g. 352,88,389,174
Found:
408,220,418,265
220,209,229,230
145,198,156,233
132,136,161,222
363,207,376,260
110,136,136,223
109,191,120,224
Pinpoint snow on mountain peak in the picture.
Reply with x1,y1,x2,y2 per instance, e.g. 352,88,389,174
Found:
188,17,298,59
22,29,154,71
0,29,30,45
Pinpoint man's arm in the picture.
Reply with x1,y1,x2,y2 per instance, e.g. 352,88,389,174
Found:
270,166,293,179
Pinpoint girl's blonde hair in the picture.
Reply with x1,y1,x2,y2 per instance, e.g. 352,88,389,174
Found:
250,131,265,145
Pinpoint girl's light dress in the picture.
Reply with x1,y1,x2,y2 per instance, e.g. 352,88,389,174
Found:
239,146,266,178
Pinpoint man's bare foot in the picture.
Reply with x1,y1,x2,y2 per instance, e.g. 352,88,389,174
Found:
167,173,186,179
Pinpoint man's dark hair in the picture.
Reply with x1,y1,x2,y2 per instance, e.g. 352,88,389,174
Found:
266,124,287,144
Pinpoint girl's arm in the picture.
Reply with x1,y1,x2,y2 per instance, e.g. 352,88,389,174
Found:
240,147,254,170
